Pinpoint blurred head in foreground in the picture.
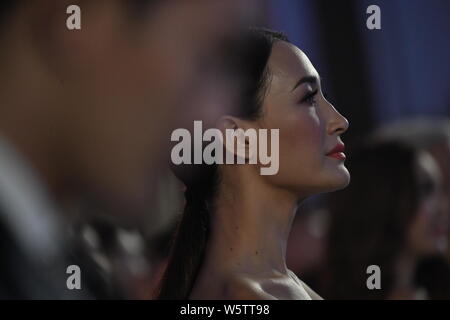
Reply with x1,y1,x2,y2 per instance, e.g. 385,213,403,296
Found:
0,0,256,218
324,141,446,299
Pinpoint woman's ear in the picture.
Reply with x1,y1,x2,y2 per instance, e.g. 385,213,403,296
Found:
217,116,256,163
218,116,239,133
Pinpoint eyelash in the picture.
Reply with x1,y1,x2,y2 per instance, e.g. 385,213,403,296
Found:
301,89,319,105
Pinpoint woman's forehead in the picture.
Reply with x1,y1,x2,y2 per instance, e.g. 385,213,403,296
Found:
268,41,318,90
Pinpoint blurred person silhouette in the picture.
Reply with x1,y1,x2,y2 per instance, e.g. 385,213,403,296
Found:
321,141,447,299
0,0,256,299
374,117,450,299
375,118,450,253
158,29,350,300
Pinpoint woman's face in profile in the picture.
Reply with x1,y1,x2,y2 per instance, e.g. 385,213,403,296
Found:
253,41,350,196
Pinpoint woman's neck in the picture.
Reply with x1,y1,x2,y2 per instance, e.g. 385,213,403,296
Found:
204,168,301,276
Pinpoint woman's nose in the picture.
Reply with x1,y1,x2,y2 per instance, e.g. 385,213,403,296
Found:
327,104,349,136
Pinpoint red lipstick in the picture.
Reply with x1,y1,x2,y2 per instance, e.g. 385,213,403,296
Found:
326,142,346,160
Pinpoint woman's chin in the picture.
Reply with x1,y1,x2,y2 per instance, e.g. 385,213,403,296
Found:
292,171,350,197
325,167,351,192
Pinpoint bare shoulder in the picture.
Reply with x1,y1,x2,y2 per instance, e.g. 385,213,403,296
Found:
220,271,322,300
223,275,276,300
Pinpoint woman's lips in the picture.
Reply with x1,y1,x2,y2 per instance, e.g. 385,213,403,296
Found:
326,143,346,160
327,152,346,160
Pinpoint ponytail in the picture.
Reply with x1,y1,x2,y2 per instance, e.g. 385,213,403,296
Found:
157,164,218,299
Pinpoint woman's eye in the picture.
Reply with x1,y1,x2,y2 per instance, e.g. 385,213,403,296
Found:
301,89,319,106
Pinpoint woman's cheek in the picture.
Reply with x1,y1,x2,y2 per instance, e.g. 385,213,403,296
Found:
280,114,317,157
297,108,324,155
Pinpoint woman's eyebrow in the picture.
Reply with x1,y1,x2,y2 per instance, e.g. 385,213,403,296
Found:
291,75,320,92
